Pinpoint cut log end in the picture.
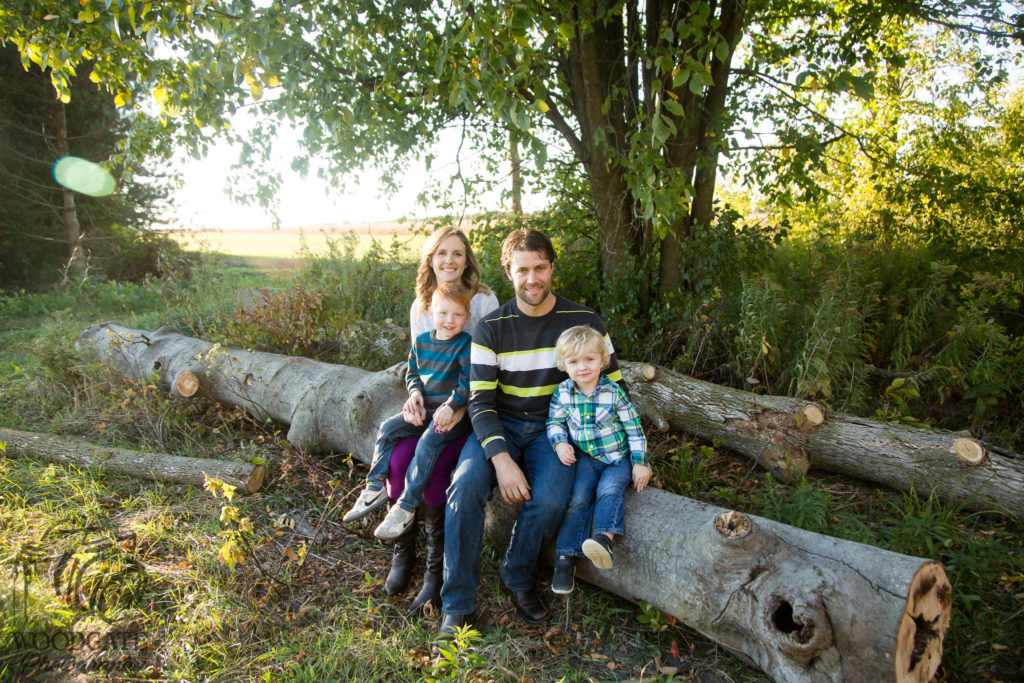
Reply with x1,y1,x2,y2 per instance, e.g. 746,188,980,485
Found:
246,464,266,493
799,403,825,428
641,364,657,382
174,371,200,397
952,438,986,465
895,561,951,683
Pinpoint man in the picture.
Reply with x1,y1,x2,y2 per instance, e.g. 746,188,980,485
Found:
438,228,626,638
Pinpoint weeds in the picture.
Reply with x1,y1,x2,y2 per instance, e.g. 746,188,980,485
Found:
1,245,1021,680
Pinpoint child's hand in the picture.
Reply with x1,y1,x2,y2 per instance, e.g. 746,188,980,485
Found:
632,463,652,491
402,392,426,426
555,442,577,466
433,404,455,433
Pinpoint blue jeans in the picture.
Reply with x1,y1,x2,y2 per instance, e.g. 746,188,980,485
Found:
555,455,631,557
441,416,576,616
366,411,469,511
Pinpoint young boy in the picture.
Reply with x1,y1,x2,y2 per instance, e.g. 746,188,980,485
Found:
343,282,473,541
546,325,651,594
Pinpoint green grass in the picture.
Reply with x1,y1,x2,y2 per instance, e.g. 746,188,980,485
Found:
1,253,1021,681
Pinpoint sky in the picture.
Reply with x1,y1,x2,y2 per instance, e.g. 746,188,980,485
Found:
168,124,542,231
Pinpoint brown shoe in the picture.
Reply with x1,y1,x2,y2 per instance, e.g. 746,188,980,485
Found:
499,580,549,624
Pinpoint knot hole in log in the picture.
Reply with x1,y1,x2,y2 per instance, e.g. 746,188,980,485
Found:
770,599,815,645
712,510,770,554
765,594,834,666
714,510,752,540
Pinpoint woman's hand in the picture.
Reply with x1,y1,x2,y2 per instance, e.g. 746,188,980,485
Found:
632,463,652,491
554,442,577,466
433,403,455,432
402,392,426,426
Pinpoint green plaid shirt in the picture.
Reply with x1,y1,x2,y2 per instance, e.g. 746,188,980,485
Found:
546,376,648,466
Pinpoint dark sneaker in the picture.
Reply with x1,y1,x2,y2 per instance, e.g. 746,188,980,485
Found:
343,486,388,522
582,535,614,570
551,555,575,594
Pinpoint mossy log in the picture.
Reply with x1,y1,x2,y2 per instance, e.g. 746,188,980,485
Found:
0,426,264,493
76,323,953,681
622,363,1022,517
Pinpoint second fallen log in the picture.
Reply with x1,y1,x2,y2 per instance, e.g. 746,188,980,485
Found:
0,426,265,494
622,363,1023,516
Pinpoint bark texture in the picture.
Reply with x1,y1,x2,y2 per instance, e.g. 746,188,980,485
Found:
76,322,407,459
0,426,265,494
75,323,956,681
621,363,1023,517
485,489,950,683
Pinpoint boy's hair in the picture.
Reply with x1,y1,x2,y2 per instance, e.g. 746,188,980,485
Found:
431,281,472,313
554,325,609,371
500,228,557,275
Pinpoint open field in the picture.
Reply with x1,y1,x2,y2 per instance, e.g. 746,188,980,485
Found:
167,220,452,272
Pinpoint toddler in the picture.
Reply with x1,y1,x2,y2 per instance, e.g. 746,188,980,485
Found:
546,325,651,594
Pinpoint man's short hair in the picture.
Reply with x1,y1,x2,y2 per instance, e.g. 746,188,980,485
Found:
500,228,557,274
431,281,472,313
554,325,610,371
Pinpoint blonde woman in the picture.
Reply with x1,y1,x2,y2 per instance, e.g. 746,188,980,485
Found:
355,227,497,616
408,226,498,338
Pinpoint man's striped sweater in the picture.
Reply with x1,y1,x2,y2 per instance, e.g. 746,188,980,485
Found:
468,294,624,459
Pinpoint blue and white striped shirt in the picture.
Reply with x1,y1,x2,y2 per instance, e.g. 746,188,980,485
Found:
407,330,471,411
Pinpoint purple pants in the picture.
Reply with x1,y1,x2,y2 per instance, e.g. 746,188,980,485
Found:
385,435,467,507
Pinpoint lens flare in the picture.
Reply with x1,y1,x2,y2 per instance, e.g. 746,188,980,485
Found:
53,156,116,197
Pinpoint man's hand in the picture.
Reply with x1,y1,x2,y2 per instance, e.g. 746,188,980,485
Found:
632,463,652,491
433,404,455,432
492,452,531,503
554,442,577,467
402,392,426,426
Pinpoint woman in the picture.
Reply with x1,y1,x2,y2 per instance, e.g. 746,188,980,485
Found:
381,227,497,615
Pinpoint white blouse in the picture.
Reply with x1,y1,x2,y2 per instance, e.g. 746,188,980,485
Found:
409,289,500,339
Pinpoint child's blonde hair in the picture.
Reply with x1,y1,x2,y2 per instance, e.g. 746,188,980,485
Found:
554,325,609,371
431,281,472,313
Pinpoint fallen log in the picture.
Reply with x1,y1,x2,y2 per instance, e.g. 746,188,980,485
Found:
75,323,952,681
0,426,265,494
622,363,1023,517
75,322,407,458
486,489,950,682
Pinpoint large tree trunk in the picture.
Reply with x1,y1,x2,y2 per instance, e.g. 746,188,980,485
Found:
0,426,265,494
75,323,952,682
486,489,949,683
621,363,1023,517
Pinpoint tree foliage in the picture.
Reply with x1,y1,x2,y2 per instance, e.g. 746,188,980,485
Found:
4,0,1021,299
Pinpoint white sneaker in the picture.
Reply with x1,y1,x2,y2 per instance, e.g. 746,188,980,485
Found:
374,505,417,540
582,535,614,570
343,487,389,522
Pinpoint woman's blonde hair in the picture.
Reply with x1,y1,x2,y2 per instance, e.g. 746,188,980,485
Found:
415,227,490,313
554,325,609,371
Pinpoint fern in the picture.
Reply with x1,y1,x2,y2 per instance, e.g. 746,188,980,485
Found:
785,263,876,405
891,262,955,366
